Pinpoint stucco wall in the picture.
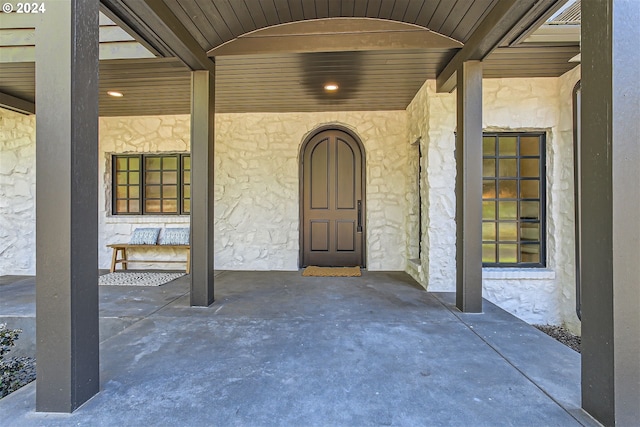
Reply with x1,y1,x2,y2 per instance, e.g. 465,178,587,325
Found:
405,68,581,329
0,109,35,275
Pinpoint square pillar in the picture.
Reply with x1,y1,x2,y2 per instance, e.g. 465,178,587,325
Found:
190,70,215,306
34,0,100,412
455,61,483,313
581,1,640,425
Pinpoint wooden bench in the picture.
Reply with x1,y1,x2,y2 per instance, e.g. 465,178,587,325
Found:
108,244,190,274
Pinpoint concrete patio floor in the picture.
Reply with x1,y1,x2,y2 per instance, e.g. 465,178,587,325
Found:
0,271,599,426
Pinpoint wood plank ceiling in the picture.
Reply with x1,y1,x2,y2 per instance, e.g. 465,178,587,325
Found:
0,0,580,116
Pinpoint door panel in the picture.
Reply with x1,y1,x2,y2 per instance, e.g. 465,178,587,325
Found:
310,221,329,251
310,140,329,209
302,129,364,267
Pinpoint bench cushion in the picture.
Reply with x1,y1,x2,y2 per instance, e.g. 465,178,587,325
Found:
129,227,161,245
159,227,190,245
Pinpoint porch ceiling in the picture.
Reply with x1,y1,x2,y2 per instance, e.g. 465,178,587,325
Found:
0,0,579,116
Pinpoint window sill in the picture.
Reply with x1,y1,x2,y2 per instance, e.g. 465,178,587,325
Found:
105,215,190,225
482,268,555,280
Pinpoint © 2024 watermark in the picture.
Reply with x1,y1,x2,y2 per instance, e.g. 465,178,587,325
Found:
2,2,46,14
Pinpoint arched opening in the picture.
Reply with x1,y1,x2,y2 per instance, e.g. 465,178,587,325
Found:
299,126,366,268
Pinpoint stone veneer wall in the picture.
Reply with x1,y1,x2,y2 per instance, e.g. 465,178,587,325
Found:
101,112,409,271
0,109,36,275
214,111,409,271
0,71,582,332
405,68,581,331
99,115,192,270
0,110,409,274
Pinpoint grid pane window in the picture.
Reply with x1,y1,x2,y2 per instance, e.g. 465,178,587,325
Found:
112,153,190,215
113,156,141,214
482,133,545,267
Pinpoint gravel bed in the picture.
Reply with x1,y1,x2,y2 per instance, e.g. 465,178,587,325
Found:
534,324,581,353
0,357,36,399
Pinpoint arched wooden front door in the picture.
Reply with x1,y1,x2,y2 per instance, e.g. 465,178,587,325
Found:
301,129,365,267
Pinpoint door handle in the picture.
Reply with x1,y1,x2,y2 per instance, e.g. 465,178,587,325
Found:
357,200,362,232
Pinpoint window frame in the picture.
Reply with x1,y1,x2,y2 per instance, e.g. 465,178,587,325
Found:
112,153,190,216
482,132,546,268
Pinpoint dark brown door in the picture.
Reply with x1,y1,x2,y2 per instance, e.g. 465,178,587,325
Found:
302,129,364,267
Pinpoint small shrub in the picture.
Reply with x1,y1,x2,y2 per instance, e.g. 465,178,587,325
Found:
0,324,36,399
0,323,21,361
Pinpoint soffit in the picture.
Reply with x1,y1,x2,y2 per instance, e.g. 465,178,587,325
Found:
1,0,579,116
158,0,499,52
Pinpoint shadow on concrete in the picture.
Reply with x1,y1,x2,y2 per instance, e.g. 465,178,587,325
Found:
0,271,598,426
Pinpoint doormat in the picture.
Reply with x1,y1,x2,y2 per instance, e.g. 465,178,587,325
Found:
99,272,185,286
302,266,361,277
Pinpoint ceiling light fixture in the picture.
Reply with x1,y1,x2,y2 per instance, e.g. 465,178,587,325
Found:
107,90,124,97
324,83,339,91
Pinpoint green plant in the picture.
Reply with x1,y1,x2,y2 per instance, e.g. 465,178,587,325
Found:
0,323,21,361
0,323,35,399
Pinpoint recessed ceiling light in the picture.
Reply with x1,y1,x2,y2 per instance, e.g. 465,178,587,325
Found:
324,83,339,91
107,91,124,97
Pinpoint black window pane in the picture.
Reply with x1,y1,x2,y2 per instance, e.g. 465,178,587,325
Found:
498,222,517,242
521,180,539,199
520,159,539,177
130,172,139,185
163,171,177,185
483,180,496,198
116,185,127,198
146,157,161,169
482,222,496,241
128,200,140,213
521,244,540,263
163,157,177,170
482,133,545,266
498,201,517,220
146,172,161,185
483,201,496,220
521,201,539,220
483,159,495,177
163,185,177,198
116,200,127,213
162,199,177,213
498,136,517,156
499,159,517,177
116,172,128,185
116,157,128,170
145,185,161,199
520,223,540,241
146,200,161,213
499,180,517,198
520,136,540,156
498,244,518,263
483,137,496,156
483,243,496,263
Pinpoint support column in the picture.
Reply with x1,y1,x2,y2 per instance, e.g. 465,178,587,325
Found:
581,1,640,425
34,0,100,412
190,70,215,306
455,61,483,313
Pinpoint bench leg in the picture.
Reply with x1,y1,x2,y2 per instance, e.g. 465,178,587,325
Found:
110,248,118,273
121,248,128,271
